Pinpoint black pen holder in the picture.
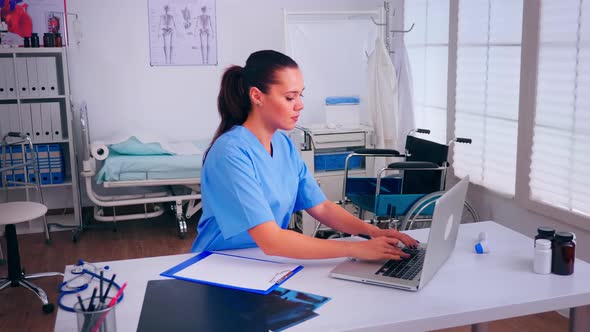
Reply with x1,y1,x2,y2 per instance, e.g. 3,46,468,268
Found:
73,296,118,332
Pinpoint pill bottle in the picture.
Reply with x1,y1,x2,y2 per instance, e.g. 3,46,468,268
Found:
54,33,62,47
31,33,40,47
535,227,555,247
533,239,552,274
551,232,575,276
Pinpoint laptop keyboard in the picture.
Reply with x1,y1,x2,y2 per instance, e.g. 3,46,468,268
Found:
375,247,426,280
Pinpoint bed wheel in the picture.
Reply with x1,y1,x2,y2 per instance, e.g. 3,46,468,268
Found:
177,217,187,239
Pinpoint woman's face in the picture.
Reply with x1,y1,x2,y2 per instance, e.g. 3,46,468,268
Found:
257,67,305,131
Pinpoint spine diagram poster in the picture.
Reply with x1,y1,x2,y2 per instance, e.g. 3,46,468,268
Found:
148,0,217,66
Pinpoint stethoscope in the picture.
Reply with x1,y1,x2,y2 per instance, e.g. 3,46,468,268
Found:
58,260,124,312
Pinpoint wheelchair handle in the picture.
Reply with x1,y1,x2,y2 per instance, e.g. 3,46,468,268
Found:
416,128,431,134
455,137,472,144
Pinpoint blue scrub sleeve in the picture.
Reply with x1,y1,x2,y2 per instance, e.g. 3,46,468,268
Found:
204,145,275,240
293,153,327,212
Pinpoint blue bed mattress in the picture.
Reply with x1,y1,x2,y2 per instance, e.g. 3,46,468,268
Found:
96,152,203,183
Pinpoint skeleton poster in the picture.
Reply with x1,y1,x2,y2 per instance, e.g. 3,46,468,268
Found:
148,0,217,66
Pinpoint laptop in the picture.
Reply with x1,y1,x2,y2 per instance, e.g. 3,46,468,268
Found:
329,176,470,291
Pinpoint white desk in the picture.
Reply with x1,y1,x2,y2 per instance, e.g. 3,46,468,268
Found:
55,221,590,331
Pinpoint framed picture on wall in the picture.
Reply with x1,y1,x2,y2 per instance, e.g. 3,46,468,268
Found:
148,0,218,66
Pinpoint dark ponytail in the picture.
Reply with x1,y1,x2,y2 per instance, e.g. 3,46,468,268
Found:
205,50,298,161
213,65,251,144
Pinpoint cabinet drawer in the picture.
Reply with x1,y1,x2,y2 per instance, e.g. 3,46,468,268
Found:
313,132,365,149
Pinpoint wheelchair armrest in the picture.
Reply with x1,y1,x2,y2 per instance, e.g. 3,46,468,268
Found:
456,137,472,144
387,161,441,170
353,148,401,156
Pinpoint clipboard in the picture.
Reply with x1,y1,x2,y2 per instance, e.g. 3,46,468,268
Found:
160,251,303,294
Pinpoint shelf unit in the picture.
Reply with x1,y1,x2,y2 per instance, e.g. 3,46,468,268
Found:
0,48,81,233
288,125,375,235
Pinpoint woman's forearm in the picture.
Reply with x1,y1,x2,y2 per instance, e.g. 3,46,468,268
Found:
306,200,377,236
262,228,353,259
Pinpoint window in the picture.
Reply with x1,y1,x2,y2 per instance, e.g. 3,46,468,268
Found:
453,0,523,195
530,1,590,218
404,0,449,144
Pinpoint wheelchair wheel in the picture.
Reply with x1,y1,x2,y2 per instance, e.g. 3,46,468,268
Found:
400,192,442,230
461,200,480,224
400,192,480,230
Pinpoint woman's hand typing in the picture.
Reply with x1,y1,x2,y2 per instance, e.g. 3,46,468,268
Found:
349,237,410,261
368,228,419,249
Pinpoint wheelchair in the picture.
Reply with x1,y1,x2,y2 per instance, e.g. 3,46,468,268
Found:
332,129,480,234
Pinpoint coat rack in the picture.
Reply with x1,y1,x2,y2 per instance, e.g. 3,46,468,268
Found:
370,1,415,54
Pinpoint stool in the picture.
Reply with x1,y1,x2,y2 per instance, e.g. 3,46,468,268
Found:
0,202,63,313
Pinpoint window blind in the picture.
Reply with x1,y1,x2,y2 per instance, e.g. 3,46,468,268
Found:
454,0,523,195
530,1,590,217
404,0,449,144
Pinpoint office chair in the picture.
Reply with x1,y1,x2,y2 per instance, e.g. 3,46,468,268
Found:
338,129,479,233
0,132,62,313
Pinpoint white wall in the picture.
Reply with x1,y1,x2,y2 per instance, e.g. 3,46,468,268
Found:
66,0,386,143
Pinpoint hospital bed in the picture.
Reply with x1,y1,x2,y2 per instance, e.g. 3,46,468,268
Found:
78,106,205,239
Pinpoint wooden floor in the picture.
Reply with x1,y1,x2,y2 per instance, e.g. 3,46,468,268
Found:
0,214,569,332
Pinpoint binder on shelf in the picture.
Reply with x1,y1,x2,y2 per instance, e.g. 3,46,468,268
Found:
49,102,62,140
5,58,16,98
0,58,8,98
26,57,39,97
30,103,43,142
15,57,29,97
5,146,16,187
46,57,58,96
40,103,53,141
48,144,64,184
161,251,303,295
36,57,49,96
20,104,33,138
0,104,10,137
8,104,21,133
1,145,13,186
35,144,51,185
11,146,26,186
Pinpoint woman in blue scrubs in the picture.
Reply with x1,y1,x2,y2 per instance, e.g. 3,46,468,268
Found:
192,50,417,261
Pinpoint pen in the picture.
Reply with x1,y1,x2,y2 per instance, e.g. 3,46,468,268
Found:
275,270,295,284
88,287,98,311
76,293,86,312
101,274,116,303
99,270,104,302
91,282,127,332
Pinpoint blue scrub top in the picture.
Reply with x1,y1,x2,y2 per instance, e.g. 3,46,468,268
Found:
191,126,326,252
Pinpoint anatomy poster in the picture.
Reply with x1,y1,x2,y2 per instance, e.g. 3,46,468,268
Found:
148,0,217,66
